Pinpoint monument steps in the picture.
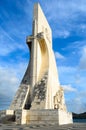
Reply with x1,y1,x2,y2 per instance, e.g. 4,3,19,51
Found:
10,84,30,109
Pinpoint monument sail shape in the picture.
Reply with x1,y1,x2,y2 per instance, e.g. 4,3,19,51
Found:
8,3,73,125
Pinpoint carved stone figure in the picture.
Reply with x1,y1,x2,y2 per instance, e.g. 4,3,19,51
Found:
54,87,66,111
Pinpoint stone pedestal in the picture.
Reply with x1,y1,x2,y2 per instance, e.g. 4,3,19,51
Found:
15,109,72,125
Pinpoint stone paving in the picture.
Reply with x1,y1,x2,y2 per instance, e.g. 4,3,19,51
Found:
0,123,86,130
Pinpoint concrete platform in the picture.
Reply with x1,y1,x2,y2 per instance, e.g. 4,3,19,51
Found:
0,123,86,130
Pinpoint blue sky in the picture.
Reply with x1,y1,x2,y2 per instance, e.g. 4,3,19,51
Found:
0,0,86,113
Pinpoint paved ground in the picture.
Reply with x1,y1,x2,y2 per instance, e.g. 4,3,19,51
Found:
0,123,86,130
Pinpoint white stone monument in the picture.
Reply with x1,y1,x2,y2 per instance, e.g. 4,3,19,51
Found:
8,3,73,125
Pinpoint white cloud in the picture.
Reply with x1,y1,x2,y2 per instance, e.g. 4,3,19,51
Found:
66,91,86,113
0,67,19,97
58,65,86,90
0,60,28,110
0,59,28,92
80,24,86,32
62,40,86,52
42,0,86,38
58,66,76,74
67,98,86,113
62,84,77,92
55,52,65,59
0,0,32,56
53,30,70,38
0,26,28,56
75,74,81,84
57,65,86,113
45,0,86,21
79,46,86,70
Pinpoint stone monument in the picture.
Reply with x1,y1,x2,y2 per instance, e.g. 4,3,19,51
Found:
6,3,73,125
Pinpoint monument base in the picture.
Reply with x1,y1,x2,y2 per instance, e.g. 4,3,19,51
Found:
15,109,73,125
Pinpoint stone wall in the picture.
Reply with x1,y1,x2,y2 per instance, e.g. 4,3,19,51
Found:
58,110,73,125
15,109,72,125
20,109,59,124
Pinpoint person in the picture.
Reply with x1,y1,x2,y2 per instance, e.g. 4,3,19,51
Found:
54,87,64,109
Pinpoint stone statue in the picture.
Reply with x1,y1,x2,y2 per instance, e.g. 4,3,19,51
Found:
54,87,66,111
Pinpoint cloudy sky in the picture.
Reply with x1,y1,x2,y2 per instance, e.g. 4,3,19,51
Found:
0,0,86,113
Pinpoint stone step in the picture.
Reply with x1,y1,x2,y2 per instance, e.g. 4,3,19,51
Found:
10,84,30,110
